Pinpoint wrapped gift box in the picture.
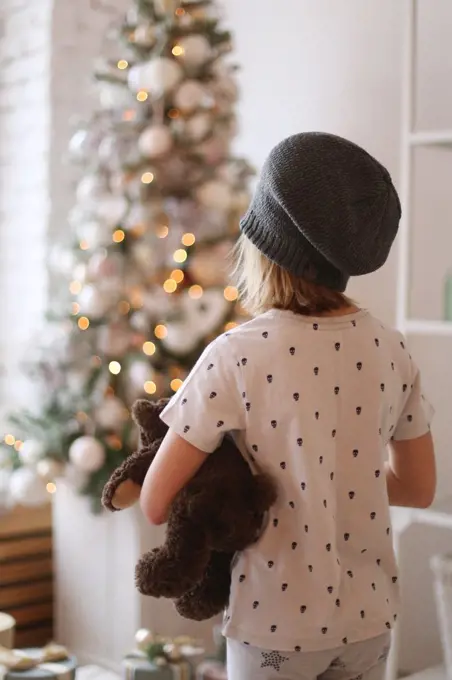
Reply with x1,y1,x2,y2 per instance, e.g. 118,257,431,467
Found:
195,661,227,680
2,651,76,680
123,655,192,680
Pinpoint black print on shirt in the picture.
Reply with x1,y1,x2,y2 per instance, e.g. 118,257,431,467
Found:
260,651,288,672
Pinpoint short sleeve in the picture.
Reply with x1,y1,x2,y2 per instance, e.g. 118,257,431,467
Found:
393,359,434,441
160,335,245,453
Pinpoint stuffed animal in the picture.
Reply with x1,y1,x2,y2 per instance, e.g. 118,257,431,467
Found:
102,398,277,622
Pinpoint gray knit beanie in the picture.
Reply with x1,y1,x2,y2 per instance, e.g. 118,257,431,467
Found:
240,132,401,292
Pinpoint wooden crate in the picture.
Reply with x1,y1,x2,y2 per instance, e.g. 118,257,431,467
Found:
0,503,54,647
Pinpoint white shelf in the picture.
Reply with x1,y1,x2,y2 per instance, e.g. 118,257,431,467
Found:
391,496,452,533
403,666,446,680
405,320,452,336
409,130,452,147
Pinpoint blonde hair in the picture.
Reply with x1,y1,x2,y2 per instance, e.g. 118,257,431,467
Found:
233,235,353,316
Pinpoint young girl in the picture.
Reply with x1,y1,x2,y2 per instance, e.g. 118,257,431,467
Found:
140,132,436,680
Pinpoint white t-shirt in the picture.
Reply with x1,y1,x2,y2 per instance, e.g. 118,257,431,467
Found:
161,308,433,653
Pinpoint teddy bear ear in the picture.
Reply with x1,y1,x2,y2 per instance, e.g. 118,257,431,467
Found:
132,399,170,443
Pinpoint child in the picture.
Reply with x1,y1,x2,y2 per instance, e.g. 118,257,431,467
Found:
140,132,436,680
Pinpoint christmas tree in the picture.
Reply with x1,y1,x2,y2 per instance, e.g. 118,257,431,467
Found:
0,0,253,512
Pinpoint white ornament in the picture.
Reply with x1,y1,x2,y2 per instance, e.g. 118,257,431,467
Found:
10,468,49,507
196,180,232,211
78,285,110,319
98,324,131,356
132,242,155,271
69,436,106,473
77,221,111,249
163,289,230,356
96,194,128,227
177,35,211,68
173,80,209,112
135,629,154,651
69,130,91,159
96,397,129,432
20,440,45,466
99,82,132,109
128,58,182,96
36,458,65,482
139,125,173,158
77,175,106,203
128,361,153,390
134,24,157,48
185,113,212,142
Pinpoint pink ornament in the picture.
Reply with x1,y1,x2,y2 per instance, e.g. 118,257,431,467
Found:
87,252,119,279
199,136,228,165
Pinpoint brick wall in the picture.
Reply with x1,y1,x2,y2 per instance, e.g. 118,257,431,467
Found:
0,0,52,411
0,0,127,417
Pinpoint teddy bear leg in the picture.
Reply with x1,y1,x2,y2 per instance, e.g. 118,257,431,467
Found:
135,521,211,599
174,551,232,621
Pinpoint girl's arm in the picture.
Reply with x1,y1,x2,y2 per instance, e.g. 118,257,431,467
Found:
386,431,436,509
140,428,209,525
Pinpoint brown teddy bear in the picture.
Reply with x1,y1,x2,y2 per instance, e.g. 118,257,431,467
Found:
102,398,277,621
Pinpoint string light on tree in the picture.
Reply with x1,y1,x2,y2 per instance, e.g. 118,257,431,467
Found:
224,286,238,302
163,279,178,293
143,341,156,356
173,249,187,263
144,381,157,395
181,233,195,247
189,285,203,299
109,361,122,375
171,269,184,283
154,324,168,340
170,379,183,392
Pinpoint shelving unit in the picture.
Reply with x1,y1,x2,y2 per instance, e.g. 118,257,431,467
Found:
388,2,452,680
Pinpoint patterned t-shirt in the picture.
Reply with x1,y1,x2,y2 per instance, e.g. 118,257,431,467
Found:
160,308,433,653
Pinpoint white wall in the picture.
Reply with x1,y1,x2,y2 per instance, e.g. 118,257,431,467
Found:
226,0,404,324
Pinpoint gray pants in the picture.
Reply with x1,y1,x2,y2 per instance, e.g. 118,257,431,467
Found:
227,634,390,680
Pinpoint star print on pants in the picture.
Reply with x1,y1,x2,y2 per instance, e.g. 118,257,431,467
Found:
260,651,290,672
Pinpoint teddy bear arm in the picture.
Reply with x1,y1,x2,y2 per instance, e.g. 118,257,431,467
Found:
102,442,161,512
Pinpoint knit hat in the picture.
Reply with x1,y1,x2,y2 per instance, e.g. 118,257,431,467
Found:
240,132,401,292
